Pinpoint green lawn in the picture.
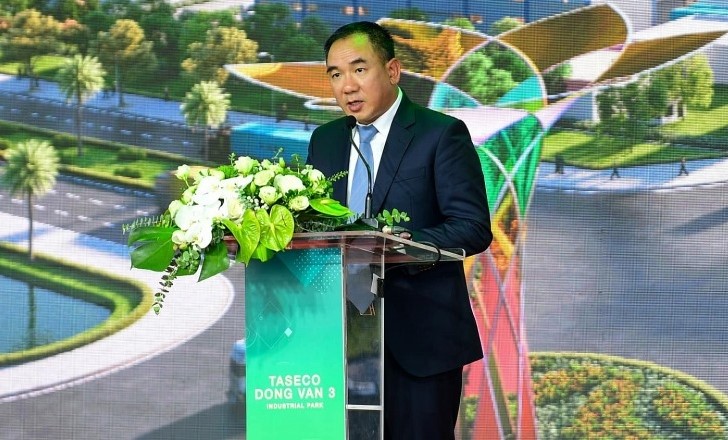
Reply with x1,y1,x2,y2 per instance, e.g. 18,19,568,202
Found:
542,130,727,169
1,130,184,186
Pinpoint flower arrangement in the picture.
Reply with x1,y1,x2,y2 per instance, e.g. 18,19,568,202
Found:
124,153,353,313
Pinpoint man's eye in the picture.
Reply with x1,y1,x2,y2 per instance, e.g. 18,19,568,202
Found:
330,72,340,79
356,68,365,73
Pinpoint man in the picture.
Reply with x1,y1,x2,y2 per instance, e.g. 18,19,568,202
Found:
307,21,492,439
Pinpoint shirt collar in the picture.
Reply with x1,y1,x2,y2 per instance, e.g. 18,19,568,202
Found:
358,88,402,137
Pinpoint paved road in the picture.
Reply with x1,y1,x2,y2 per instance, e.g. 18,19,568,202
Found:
0,174,160,244
524,184,728,395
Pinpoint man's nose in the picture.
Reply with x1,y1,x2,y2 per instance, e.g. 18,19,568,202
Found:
342,74,358,93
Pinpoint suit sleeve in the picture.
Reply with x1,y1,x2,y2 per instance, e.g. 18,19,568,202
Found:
411,118,492,256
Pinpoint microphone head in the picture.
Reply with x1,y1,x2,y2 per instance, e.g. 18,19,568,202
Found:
345,115,357,129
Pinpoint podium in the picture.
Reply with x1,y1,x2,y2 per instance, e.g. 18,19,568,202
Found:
244,231,465,440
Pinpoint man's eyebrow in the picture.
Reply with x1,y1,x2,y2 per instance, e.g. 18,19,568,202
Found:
326,57,367,74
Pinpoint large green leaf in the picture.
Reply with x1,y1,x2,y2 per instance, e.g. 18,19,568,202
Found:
127,226,177,245
130,239,175,271
222,210,261,265
252,243,276,263
199,240,230,281
257,205,294,252
309,198,353,218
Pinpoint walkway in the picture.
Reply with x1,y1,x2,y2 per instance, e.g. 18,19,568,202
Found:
0,211,236,403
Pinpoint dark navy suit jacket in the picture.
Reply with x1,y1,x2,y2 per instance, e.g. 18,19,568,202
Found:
307,94,492,377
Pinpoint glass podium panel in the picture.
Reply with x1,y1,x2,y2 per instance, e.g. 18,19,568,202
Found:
245,232,464,440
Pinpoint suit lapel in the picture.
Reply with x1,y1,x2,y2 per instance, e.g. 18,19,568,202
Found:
372,96,415,215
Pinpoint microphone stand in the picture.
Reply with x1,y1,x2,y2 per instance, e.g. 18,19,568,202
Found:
346,116,379,230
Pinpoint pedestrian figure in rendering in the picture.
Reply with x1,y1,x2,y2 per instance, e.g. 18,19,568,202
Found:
554,154,565,174
307,21,492,440
678,156,689,176
276,102,287,122
610,162,621,180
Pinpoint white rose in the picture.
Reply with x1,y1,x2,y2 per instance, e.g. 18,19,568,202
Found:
181,186,195,203
258,185,280,206
307,169,325,182
274,174,305,194
175,164,190,180
254,169,276,186
289,195,310,211
220,196,244,219
234,156,258,175
209,169,226,180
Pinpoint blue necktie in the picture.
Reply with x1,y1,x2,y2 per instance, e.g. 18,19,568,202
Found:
350,124,378,216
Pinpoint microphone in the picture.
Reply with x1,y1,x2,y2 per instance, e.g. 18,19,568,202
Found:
345,115,378,229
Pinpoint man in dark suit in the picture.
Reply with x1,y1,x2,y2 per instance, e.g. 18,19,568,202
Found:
307,21,492,440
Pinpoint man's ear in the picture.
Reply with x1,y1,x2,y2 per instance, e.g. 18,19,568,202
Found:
387,58,402,85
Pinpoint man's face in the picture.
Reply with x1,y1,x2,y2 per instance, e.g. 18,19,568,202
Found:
326,34,401,125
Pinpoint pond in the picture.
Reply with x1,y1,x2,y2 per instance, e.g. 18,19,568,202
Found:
0,275,111,354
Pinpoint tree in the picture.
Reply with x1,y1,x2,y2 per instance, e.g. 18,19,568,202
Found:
54,0,100,20
443,17,475,31
100,0,143,22
388,7,429,21
90,19,157,107
181,81,230,160
0,0,33,16
182,26,258,84
0,9,62,91
300,15,330,47
242,2,296,55
597,78,653,145
139,6,181,75
650,54,714,120
56,54,106,156
449,51,516,104
489,17,522,35
543,62,572,96
275,34,320,62
177,10,237,63
1,139,59,260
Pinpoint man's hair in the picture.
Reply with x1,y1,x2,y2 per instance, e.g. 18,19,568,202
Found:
324,21,395,64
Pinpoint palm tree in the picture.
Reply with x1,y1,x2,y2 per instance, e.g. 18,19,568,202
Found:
56,54,106,156
1,139,60,260
181,81,230,161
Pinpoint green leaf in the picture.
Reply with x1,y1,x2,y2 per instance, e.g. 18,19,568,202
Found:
252,243,276,262
257,205,294,251
127,226,177,245
222,209,260,265
310,198,354,218
130,239,175,271
199,240,230,281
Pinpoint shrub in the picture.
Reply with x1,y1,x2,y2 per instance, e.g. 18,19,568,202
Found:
0,139,11,150
114,166,142,178
52,133,76,148
116,147,148,161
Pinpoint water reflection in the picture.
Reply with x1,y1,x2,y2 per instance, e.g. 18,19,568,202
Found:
0,275,111,353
